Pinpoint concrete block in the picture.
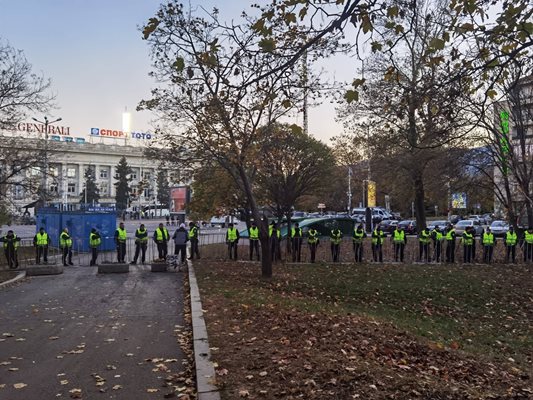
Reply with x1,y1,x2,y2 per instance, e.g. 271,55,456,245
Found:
25,264,63,276
151,262,168,272
97,263,129,273
198,390,221,400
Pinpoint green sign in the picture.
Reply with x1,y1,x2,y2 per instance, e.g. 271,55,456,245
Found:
499,110,510,175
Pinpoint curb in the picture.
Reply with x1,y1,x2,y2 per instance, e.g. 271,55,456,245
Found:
0,271,26,288
188,262,221,400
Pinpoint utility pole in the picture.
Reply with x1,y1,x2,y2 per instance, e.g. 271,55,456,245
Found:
347,167,352,213
302,50,309,136
32,116,62,210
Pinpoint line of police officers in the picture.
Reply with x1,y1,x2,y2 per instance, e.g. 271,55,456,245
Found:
227,221,529,264
0,222,202,269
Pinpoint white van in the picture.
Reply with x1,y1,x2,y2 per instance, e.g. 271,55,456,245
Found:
210,216,241,228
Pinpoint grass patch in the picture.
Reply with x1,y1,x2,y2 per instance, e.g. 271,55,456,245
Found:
197,262,532,367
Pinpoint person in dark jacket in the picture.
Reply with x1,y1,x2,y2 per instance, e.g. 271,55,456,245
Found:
1,230,21,269
173,223,189,265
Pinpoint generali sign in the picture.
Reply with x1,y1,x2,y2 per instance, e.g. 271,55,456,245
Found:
17,122,71,135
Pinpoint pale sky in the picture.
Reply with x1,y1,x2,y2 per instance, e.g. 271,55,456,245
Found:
0,0,356,144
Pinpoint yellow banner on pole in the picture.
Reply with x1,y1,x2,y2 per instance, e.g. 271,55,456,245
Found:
367,180,376,208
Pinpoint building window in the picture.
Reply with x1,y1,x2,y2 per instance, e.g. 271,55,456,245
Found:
99,182,108,195
13,184,24,199
67,167,76,178
130,171,137,180
100,169,108,179
67,183,76,194
49,166,59,177
143,171,151,180
49,183,58,194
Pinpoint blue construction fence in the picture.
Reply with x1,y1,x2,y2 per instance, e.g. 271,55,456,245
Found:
36,209,117,252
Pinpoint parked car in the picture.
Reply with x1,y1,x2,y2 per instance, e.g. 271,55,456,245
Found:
427,220,448,231
489,220,509,237
397,220,417,234
455,219,484,236
292,211,308,218
210,216,241,228
379,219,399,233
482,213,493,225
449,214,461,224
468,215,485,225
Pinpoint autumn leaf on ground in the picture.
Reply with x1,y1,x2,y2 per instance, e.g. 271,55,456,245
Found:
69,388,82,398
13,383,27,389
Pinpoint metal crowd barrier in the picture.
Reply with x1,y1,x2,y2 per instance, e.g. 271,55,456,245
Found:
0,237,175,269
2,234,526,269
196,234,531,264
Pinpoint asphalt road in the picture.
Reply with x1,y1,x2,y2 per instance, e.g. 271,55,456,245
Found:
0,265,187,399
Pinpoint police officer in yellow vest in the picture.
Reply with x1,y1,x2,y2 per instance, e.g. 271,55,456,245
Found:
504,225,517,263
60,228,74,266
132,224,147,264
188,222,200,260
371,224,385,262
226,223,240,260
445,223,456,263
482,227,495,263
352,224,366,262
330,225,342,262
523,227,533,263
462,227,474,263
432,226,444,263
392,225,407,262
89,228,101,266
1,230,21,269
154,223,170,260
248,222,260,261
114,222,127,263
291,222,303,262
269,222,281,262
307,228,319,263
418,227,431,263
33,227,50,264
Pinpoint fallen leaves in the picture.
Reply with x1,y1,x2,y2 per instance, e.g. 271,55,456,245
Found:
68,388,82,398
13,382,27,389
194,261,533,400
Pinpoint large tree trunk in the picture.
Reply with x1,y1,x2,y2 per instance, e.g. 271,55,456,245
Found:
526,201,533,229
238,166,272,278
412,167,427,230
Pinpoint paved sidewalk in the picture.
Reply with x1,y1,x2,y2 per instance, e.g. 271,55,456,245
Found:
0,265,186,399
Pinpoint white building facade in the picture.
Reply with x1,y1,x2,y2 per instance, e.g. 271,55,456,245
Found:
4,137,168,215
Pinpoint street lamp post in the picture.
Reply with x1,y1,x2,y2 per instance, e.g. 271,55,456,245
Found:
32,116,62,209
